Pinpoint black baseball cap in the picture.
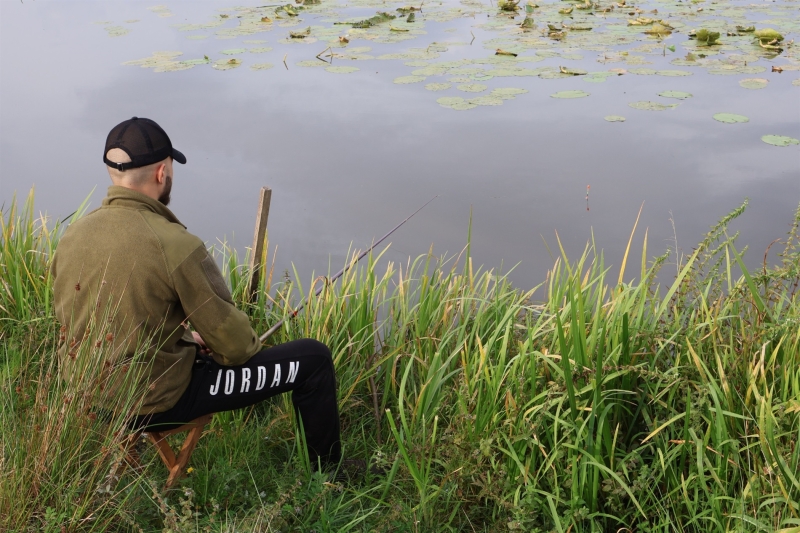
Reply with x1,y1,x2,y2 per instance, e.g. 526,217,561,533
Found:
103,117,186,171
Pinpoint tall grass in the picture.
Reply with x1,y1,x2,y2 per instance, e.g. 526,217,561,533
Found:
1,190,798,532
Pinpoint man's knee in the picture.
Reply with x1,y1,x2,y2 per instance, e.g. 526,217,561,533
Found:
295,338,332,365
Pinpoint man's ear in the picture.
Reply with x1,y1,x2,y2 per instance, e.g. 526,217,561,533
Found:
154,162,167,184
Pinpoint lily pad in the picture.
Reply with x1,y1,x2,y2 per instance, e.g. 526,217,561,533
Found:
793,79,800,87
469,95,504,106
604,115,626,122
629,68,657,75
394,75,427,84
297,60,328,68
457,83,488,93
212,58,242,70
326,66,359,73
221,48,247,55
629,101,678,111
425,82,452,91
249,47,273,53
250,63,274,70
713,113,749,124
658,91,692,99
761,135,799,147
436,96,477,110
491,87,528,99
551,90,590,98
656,70,692,77
739,78,768,89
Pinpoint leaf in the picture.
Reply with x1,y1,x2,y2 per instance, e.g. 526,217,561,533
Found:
558,7,573,14
754,28,783,43
394,75,427,84
712,113,749,124
667,45,676,52
656,70,692,77
425,82,452,91
628,100,678,111
644,23,671,35
469,95,504,106
496,49,518,57
457,83,488,93
491,87,528,99
559,66,587,76
739,78,768,89
521,16,535,29
551,90,590,98
406,12,416,22
736,25,755,32
658,90,692,99
221,48,246,55
604,115,626,122
250,63,274,71
326,66,359,73
761,135,800,147
289,27,311,39
695,29,721,45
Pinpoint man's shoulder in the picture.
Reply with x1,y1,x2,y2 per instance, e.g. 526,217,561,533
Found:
139,210,205,272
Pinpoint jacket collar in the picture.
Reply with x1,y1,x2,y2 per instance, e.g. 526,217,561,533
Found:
102,186,185,228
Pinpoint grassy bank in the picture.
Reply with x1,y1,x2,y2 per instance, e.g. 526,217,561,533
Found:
1,189,799,532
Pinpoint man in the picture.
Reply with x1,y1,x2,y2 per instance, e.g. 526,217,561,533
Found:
52,117,341,470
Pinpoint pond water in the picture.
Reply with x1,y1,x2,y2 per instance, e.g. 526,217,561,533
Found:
1,0,798,290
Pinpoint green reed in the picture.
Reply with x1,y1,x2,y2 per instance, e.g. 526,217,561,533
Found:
1,190,798,532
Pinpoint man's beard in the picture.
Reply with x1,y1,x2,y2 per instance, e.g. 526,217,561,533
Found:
158,174,173,206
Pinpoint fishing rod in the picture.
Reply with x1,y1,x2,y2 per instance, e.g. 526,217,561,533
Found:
259,195,438,342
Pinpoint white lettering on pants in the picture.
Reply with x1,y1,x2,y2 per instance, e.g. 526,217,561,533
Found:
241,367,251,393
256,366,266,390
224,369,235,395
271,364,281,388
287,361,299,383
209,369,222,395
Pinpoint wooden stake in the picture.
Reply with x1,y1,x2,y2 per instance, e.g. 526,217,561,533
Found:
247,187,272,302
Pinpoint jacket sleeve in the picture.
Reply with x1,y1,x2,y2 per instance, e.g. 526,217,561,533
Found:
171,245,261,365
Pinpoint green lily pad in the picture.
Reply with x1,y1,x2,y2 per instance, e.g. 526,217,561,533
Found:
659,91,692,99
250,63,274,70
713,113,749,124
604,115,626,122
221,48,247,55
739,78,768,89
212,58,242,70
629,68,657,75
249,47,273,53
186,35,208,40
297,60,328,68
394,75,427,84
656,70,692,77
793,79,800,87
457,83,488,93
761,135,799,147
448,77,472,83
491,87,528,99
437,97,464,106
425,82,452,91
436,96,477,110
469,95,504,106
326,66,359,73
629,101,678,111
551,90,589,99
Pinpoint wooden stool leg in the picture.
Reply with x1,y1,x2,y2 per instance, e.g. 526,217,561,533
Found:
147,413,213,489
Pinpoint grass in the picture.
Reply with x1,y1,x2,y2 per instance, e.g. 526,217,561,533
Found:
1,189,799,532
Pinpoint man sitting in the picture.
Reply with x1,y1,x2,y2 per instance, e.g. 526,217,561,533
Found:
52,117,341,470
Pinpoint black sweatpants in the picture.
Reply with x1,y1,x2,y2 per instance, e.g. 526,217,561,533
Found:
133,339,341,467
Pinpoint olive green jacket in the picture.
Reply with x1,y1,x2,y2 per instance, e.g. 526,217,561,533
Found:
52,186,260,414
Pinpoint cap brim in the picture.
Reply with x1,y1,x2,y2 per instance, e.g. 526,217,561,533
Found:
172,148,187,164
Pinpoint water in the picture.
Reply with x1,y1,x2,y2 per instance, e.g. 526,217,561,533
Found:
1,0,798,291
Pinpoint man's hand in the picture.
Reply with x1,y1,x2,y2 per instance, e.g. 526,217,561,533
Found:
192,331,211,355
